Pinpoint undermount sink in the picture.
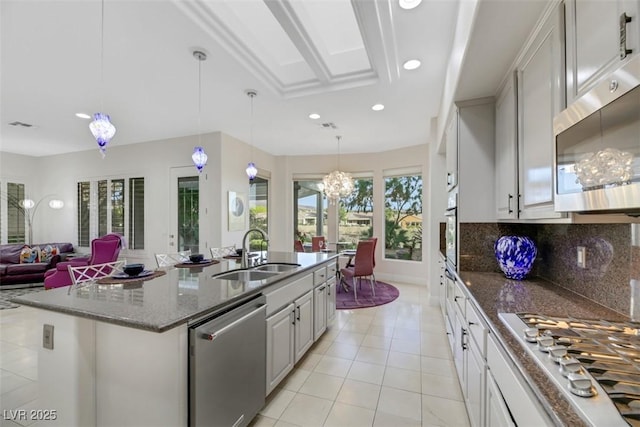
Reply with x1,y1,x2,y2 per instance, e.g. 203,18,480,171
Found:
252,263,301,273
213,270,280,282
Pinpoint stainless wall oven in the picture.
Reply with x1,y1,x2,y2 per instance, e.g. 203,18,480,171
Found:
554,54,640,214
445,187,458,269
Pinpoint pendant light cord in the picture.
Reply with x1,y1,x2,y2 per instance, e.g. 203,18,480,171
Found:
99,0,105,111
198,54,202,146
336,135,342,170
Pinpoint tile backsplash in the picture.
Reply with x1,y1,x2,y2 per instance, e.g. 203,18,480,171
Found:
458,222,634,316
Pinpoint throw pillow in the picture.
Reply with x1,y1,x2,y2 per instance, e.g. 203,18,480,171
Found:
40,245,60,263
20,245,40,263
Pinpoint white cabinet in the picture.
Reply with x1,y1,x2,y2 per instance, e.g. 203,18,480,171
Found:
466,337,485,427
456,98,496,223
326,277,336,325
516,3,565,220
313,282,327,340
566,0,640,105
294,290,314,363
486,371,516,427
266,303,295,395
495,73,518,220
445,112,458,190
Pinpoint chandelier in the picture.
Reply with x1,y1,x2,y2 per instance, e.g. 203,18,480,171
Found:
322,135,354,204
192,50,208,173
246,90,258,181
90,0,116,157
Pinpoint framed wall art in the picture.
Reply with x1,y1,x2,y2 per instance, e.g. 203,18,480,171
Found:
228,191,246,231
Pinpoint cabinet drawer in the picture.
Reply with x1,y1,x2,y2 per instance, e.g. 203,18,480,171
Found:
453,280,466,318
313,266,328,285
326,261,337,279
265,273,313,316
465,299,486,357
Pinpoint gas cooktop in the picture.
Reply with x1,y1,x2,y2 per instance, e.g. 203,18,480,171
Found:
500,312,640,427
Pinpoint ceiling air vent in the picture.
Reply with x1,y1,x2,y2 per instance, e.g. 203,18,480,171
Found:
320,122,337,129
9,121,33,128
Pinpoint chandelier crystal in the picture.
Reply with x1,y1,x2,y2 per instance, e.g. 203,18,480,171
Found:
323,135,354,204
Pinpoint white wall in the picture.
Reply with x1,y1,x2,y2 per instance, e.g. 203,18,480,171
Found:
1,136,432,284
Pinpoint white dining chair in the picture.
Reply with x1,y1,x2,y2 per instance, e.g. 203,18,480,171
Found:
155,250,191,268
67,260,126,293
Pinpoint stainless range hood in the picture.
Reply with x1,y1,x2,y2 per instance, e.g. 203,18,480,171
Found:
554,54,640,214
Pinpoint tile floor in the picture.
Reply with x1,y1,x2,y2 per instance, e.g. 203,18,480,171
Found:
0,282,471,427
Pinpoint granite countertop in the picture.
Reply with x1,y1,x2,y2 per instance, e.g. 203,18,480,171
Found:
457,270,629,427
13,251,337,333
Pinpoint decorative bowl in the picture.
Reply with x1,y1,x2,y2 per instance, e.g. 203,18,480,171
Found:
123,263,145,276
189,253,204,263
494,236,537,280
235,248,244,256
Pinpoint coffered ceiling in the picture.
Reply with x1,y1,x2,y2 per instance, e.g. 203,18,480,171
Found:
0,0,545,158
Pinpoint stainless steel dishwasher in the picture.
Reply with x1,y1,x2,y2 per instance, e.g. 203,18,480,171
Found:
189,293,267,427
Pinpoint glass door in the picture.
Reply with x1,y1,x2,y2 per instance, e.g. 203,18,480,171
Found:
170,167,199,253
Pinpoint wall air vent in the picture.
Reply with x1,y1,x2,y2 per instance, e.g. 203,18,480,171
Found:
321,122,337,129
9,121,33,128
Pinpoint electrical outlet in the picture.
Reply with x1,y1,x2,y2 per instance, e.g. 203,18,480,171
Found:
43,324,54,350
577,246,586,269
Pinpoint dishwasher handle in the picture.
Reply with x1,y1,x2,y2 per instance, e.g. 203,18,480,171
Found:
202,304,266,342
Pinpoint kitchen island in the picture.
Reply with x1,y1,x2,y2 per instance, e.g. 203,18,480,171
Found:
13,251,337,427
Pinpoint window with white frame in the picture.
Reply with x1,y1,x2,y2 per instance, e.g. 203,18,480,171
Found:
0,181,27,244
77,177,145,249
384,169,423,261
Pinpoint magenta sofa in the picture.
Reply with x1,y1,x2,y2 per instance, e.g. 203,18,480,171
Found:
0,242,74,287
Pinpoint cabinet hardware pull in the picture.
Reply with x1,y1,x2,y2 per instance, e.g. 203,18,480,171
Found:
202,304,266,341
508,194,513,214
318,286,325,291
454,296,462,302
468,321,476,326
620,13,633,59
296,307,301,321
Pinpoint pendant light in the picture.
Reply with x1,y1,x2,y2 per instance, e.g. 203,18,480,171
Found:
246,89,258,181
192,50,208,173
322,135,354,204
90,0,116,157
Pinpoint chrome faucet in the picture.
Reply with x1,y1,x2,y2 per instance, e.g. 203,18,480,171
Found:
242,228,269,268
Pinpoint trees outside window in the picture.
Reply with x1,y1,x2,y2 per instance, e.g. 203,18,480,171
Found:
249,176,269,250
340,178,373,248
384,175,422,261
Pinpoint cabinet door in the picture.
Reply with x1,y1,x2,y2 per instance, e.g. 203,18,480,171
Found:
266,303,295,395
486,370,516,427
566,0,639,104
452,306,466,387
466,340,485,427
495,73,518,220
313,285,327,340
326,278,336,325
445,110,459,190
294,290,314,362
517,4,565,219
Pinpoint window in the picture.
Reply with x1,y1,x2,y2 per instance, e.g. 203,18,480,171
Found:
339,177,373,248
293,180,326,248
3,182,26,243
384,173,422,261
77,177,145,249
177,176,199,253
248,176,269,250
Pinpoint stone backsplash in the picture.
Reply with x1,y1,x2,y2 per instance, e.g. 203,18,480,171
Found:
459,222,634,317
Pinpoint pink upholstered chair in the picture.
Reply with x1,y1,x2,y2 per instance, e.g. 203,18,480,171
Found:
340,240,375,301
44,234,124,289
311,236,326,252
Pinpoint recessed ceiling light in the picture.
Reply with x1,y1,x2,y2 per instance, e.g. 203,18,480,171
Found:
309,113,320,120
75,113,91,119
372,104,385,111
399,0,422,10
403,59,422,70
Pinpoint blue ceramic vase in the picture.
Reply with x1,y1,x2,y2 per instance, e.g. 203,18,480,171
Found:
494,236,537,280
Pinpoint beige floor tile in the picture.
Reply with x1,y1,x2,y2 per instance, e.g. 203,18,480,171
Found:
280,369,312,392
298,372,344,400
313,355,353,378
346,361,385,385
422,395,470,427
387,351,421,372
278,394,333,427
382,366,421,393
393,327,421,341
335,379,381,410
248,414,277,427
309,338,331,355
354,346,388,366
361,334,392,350
0,371,32,395
323,401,375,427
421,373,463,401
376,386,422,422
323,342,359,360
390,338,421,355
260,388,296,419
296,352,322,371
0,381,38,411
420,343,451,360
334,330,366,346
273,420,301,427
420,356,456,378
373,411,421,427
365,326,395,339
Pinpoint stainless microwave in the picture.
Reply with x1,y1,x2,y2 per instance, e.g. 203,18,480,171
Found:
554,54,640,214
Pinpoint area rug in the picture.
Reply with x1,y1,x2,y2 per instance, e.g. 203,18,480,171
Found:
336,278,399,309
0,286,45,310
